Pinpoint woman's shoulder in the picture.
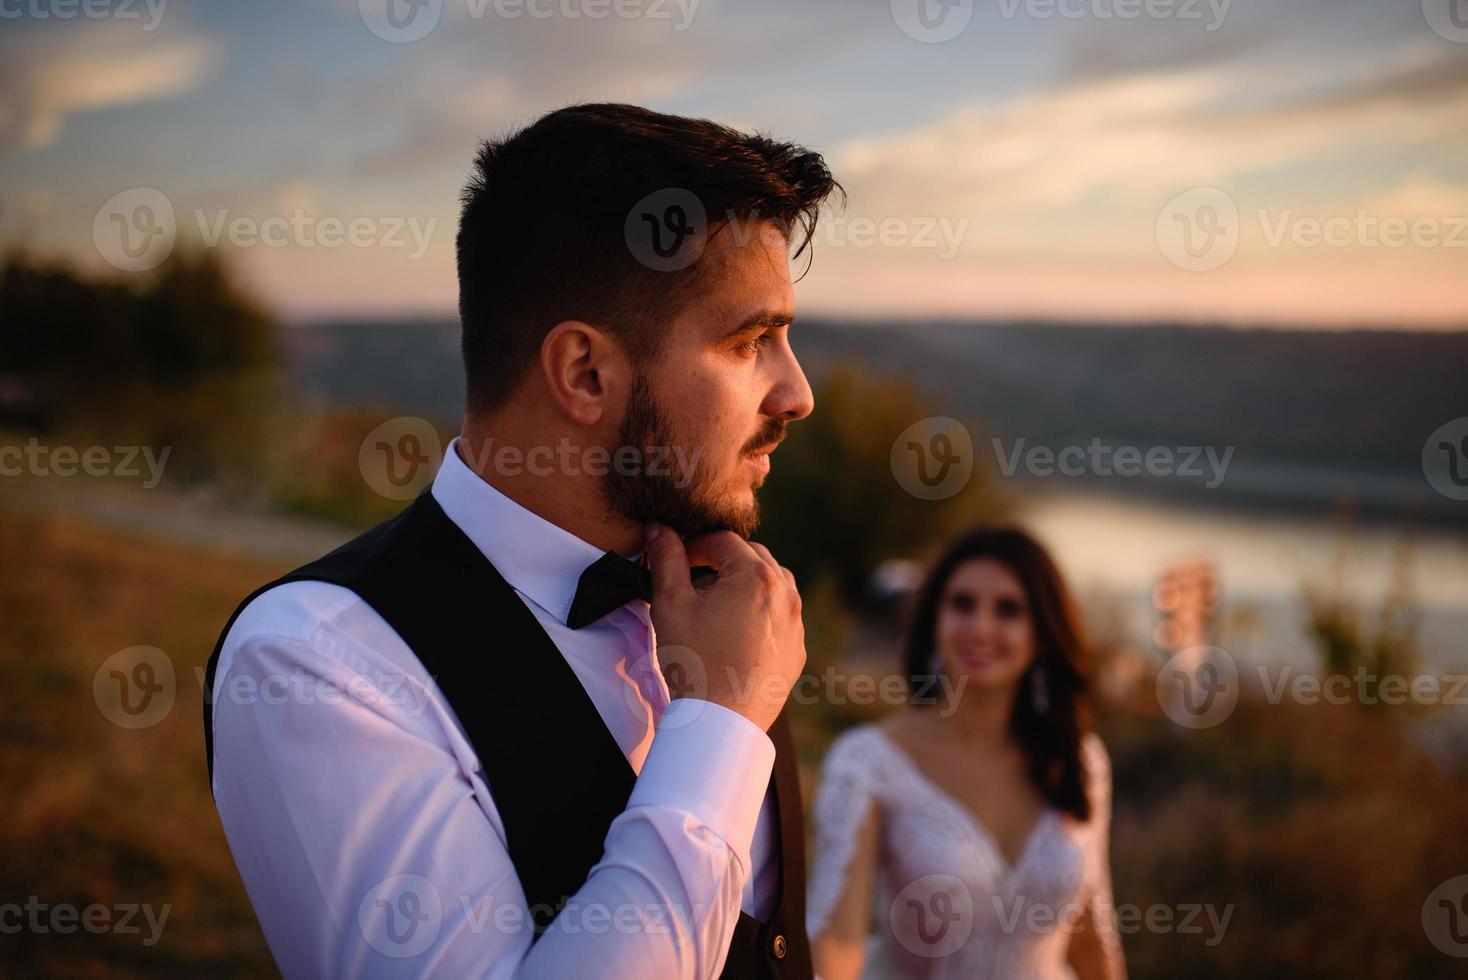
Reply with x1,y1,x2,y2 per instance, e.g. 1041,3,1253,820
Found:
818,718,910,780
822,720,886,761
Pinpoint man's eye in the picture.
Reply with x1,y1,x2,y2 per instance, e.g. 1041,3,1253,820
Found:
738,334,770,355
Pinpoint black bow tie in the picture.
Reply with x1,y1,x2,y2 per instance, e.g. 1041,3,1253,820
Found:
567,550,653,629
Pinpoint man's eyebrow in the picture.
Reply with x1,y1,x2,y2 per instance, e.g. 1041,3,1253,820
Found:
719,310,795,341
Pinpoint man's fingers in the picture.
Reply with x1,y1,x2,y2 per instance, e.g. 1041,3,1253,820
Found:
748,542,796,591
682,531,756,572
644,523,693,602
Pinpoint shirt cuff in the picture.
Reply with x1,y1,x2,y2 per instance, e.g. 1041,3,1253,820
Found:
628,699,776,861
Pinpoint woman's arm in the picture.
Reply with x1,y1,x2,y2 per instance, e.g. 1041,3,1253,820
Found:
1067,735,1127,980
807,730,884,980
810,797,879,980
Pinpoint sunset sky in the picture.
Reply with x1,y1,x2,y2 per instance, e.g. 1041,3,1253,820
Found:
2,0,1466,327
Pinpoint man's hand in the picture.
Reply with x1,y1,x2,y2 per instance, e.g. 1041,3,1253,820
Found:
643,523,806,732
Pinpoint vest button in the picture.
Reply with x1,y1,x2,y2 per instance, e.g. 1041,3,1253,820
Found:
772,933,787,959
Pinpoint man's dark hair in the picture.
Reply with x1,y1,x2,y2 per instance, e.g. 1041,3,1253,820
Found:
455,102,842,414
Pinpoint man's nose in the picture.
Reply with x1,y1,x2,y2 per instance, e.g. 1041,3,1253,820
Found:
767,347,815,422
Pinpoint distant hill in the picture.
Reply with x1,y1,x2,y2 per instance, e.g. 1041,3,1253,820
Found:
285,318,1468,525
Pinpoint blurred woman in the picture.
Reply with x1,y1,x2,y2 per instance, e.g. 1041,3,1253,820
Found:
807,527,1125,979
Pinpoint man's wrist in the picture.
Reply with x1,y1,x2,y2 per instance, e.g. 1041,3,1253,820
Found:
627,699,776,861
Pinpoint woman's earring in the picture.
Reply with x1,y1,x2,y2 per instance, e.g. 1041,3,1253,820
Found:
1030,660,1051,715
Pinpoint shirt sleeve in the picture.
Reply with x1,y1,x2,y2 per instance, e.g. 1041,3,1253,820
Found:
209,592,775,980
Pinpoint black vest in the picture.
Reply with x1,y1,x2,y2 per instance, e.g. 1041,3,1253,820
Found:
203,493,813,979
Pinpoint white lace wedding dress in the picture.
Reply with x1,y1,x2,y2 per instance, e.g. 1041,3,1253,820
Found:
806,725,1122,979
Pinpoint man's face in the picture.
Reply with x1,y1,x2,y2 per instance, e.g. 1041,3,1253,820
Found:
604,219,815,539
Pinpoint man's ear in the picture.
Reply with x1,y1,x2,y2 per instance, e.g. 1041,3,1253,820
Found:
539,320,629,426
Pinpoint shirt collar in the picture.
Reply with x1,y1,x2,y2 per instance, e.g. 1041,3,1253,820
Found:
431,436,641,625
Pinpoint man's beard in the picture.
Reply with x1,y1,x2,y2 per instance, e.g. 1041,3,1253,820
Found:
602,373,778,540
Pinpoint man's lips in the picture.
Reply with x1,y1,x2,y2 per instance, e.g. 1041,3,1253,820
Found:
746,440,782,458
744,442,780,480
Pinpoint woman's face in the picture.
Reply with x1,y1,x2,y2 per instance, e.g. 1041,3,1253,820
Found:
934,557,1038,691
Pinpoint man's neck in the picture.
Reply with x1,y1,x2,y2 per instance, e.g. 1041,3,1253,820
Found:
456,422,643,558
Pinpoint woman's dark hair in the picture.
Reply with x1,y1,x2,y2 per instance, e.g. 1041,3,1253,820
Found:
902,525,1093,821
456,102,843,414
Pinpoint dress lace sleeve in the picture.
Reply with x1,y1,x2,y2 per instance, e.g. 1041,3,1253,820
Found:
805,726,883,940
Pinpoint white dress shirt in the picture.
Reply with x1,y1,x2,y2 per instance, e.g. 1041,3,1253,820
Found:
210,437,780,979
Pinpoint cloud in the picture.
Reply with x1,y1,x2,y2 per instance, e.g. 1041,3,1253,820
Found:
338,15,705,176
1361,173,1468,218
0,21,219,150
830,44,1468,223
1059,21,1270,84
